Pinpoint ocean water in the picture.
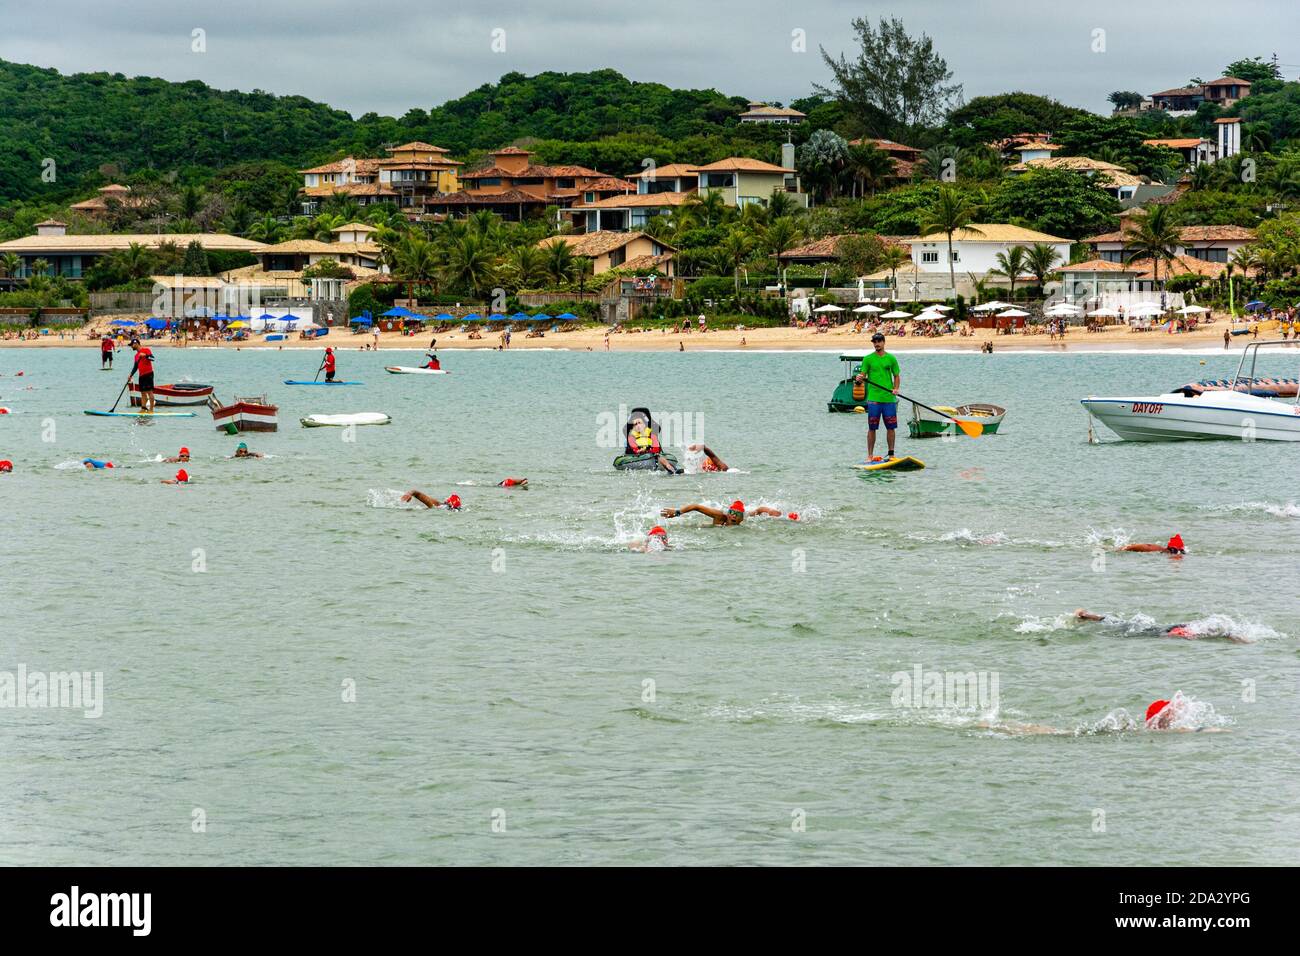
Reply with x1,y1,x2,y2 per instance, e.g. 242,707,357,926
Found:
1,345,1298,865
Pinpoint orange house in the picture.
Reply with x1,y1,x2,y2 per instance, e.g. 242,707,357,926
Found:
428,147,631,221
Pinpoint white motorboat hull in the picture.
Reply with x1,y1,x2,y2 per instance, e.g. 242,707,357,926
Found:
1082,393,1300,442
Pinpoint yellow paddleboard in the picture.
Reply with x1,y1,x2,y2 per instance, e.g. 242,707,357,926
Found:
854,456,926,472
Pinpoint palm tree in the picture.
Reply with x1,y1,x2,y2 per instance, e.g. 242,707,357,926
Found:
765,188,799,220
178,185,203,221
0,252,20,281
760,216,802,258
246,214,284,244
683,190,727,228
503,245,547,288
920,186,981,293
846,143,895,196
1024,242,1063,295
541,239,575,286
310,213,346,242
440,234,494,298
919,145,961,182
879,245,911,298
1242,123,1272,154
990,245,1030,300
392,235,440,295
571,256,593,294
1228,246,1259,314
718,229,754,293
1123,205,1180,292
28,257,51,279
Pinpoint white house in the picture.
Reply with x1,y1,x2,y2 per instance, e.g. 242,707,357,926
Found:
905,224,1072,275
1215,117,1242,160
1083,224,1255,265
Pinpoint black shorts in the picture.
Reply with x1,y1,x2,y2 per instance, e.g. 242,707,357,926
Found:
101,349,112,359
138,372,155,390
325,370,335,381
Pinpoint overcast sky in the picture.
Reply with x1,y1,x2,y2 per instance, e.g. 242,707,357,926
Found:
1,0,1295,118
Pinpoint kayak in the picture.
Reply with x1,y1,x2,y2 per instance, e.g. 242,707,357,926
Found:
283,380,363,386
301,413,391,427
613,451,679,471
385,366,449,375
84,410,197,418
853,456,925,472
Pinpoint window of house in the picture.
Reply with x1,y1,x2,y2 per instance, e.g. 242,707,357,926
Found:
584,193,595,204
609,247,626,267
556,178,576,189
950,250,960,262
1101,250,1123,263
478,178,502,186
704,173,734,188
921,251,939,263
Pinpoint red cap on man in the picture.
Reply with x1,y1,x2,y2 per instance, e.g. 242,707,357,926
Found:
176,469,189,482
1145,699,1171,722
648,526,667,538
446,494,462,510
0,460,12,473
729,500,745,514
1166,534,1185,552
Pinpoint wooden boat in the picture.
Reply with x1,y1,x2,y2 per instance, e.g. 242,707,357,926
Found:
908,402,1005,438
209,393,278,432
129,381,213,407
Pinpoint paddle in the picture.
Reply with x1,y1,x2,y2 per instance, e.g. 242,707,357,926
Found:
109,356,138,412
859,372,983,437
312,359,326,383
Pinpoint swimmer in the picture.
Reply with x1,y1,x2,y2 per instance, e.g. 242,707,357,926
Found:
686,444,729,472
1073,609,1249,643
497,477,528,488
230,442,263,459
1118,534,1186,555
164,446,191,464
977,694,1226,735
82,458,114,470
161,468,190,485
401,490,462,510
659,500,789,526
629,525,670,552
0,459,12,473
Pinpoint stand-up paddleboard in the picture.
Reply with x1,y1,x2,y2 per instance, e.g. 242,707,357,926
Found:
385,366,449,375
283,380,364,386
853,456,925,472
300,413,391,427
84,410,197,418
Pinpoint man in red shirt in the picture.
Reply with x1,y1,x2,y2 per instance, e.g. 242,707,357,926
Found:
100,334,114,369
131,339,156,412
323,347,337,383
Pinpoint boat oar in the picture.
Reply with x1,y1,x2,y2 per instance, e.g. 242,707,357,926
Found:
861,374,983,437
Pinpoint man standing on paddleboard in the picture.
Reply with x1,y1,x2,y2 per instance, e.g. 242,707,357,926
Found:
323,347,337,383
130,339,156,412
855,333,901,462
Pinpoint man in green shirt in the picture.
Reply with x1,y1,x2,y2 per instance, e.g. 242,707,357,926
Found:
855,333,901,461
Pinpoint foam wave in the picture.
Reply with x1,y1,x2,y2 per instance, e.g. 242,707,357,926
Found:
1214,500,1300,519
1011,610,1278,643
366,488,425,510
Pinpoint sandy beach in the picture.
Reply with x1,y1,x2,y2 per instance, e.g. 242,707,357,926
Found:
0,319,1269,352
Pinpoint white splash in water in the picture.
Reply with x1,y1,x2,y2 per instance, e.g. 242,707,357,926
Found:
366,488,424,510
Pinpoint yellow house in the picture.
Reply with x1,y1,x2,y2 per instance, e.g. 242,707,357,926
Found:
378,141,461,195
691,157,806,208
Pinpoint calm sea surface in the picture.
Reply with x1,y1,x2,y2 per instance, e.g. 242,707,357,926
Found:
2,344,1297,865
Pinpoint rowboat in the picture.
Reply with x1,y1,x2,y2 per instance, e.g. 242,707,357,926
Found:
301,413,391,428
908,402,1006,438
209,394,278,433
1083,340,1300,441
129,381,213,407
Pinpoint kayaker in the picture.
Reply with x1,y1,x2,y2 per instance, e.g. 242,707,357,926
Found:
161,468,190,485
1073,609,1249,643
401,490,462,510
630,525,670,552
424,353,441,371
497,477,528,488
659,500,788,526
1119,534,1185,555
323,347,337,383
686,444,729,473
130,340,156,412
100,334,114,369
164,446,190,463
231,442,263,459
854,333,901,462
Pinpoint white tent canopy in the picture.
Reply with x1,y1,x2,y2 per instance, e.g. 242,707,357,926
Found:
971,301,1008,311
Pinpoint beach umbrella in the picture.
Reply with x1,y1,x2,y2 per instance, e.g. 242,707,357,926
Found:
380,306,411,317
814,304,844,313
1245,300,1266,310
971,301,1007,311
530,313,552,321
462,314,482,322
1177,305,1210,314
510,312,530,321
1128,303,1164,317
997,309,1030,318
913,313,943,321
349,315,373,325
110,319,138,327
557,312,578,320
853,304,884,313
144,318,167,330
928,304,954,312
880,310,913,319
435,313,455,322
227,320,248,329
488,313,507,322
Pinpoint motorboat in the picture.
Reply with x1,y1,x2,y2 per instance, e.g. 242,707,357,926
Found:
1082,340,1300,441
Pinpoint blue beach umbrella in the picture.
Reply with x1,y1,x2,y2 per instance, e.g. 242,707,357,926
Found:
557,312,578,320
435,313,454,322
530,313,552,321
350,316,374,325
510,312,529,321
110,319,138,327
462,314,482,322
144,318,167,330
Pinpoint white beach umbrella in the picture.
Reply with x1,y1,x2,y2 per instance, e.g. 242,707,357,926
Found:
1088,307,1119,317
1177,305,1210,314
814,304,845,313
971,301,1007,311
1128,303,1164,317
853,304,884,313
880,310,913,319
997,308,1031,318
928,304,954,312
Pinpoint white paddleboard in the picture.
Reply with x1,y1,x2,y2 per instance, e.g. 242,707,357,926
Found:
385,366,449,375
300,413,391,427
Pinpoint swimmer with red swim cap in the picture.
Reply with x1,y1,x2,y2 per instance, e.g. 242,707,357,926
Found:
497,477,528,488
0,459,13,473
1118,534,1186,555
401,489,462,510
660,500,795,526
164,446,191,463
82,458,114,470
630,525,671,552
1073,609,1249,643
686,444,729,473
161,468,190,484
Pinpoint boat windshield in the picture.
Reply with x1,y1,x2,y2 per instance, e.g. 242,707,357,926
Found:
1229,340,1300,406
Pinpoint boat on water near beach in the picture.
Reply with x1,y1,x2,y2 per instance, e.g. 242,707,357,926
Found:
1083,340,1300,441
828,354,870,412
208,393,278,432
129,381,213,407
909,402,1005,438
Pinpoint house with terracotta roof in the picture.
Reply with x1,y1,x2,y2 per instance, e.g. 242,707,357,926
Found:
905,224,1072,275
425,146,630,221
1083,222,1255,265
1007,156,1147,200
1149,76,1252,115
989,133,1054,161
738,101,806,124
1143,137,1217,168
1057,251,1243,301
68,184,146,220
0,220,266,279
847,138,920,182
536,231,676,276
692,156,807,209
300,142,460,216
633,163,699,195
567,191,695,233
776,234,912,266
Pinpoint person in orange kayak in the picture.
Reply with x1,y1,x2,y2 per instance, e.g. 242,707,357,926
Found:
1119,534,1186,555
659,500,789,526
1073,609,1249,643
322,347,337,382
401,490,462,510
164,447,190,464
130,339,156,412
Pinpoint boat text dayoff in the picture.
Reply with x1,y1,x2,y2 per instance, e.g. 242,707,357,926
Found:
1082,340,1300,441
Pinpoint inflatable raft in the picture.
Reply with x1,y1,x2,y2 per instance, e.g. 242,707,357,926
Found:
613,407,679,471
613,451,680,471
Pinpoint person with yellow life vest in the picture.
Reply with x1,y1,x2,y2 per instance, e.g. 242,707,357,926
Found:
627,411,681,475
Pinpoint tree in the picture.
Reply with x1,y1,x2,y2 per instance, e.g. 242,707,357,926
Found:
919,145,961,182
0,252,20,280
541,238,576,286
798,129,851,201
1024,242,1063,291
990,245,1029,300
846,142,895,197
760,216,802,258
1224,57,1282,84
181,240,211,276
835,233,886,277
989,168,1120,239
1124,205,1181,290
682,190,727,229
503,244,547,288
718,229,754,292
1108,91,1144,111
816,15,962,137
920,186,980,292
441,234,494,297
879,244,911,297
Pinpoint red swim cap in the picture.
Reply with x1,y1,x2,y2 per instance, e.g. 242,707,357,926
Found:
787,512,799,521
1167,534,1185,551
1145,699,1170,722
176,469,189,482
179,447,189,456
0,408,8,414
500,478,521,487
648,526,667,537
0,460,12,472
446,494,462,509
730,500,745,513
104,462,114,468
